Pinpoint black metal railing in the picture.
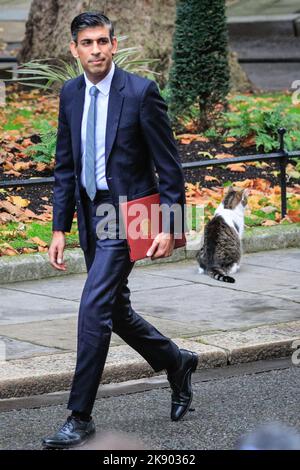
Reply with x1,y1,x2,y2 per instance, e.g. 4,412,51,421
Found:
182,128,300,219
0,128,299,219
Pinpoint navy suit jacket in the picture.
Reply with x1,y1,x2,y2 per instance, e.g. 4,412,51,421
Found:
52,64,186,252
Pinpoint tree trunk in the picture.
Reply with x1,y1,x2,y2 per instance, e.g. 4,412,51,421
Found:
17,0,86,64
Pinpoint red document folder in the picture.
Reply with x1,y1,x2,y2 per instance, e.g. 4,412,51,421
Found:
120,192,186,262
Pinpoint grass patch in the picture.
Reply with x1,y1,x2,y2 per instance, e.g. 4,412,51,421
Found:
0,220,79,253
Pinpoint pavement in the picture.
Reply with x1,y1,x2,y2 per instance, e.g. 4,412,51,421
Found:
1,359,299,450
0,246,299,400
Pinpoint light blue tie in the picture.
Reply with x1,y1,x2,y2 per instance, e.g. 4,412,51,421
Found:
85,85,100,201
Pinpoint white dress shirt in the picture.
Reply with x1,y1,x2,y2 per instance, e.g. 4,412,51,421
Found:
80,61,115,190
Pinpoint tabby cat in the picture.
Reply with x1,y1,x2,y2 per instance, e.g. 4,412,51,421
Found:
196,186,248,283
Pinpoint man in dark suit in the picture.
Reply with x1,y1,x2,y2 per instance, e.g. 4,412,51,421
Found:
43,12,198,449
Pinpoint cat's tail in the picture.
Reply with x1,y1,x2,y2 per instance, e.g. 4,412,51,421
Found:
207,268,235,283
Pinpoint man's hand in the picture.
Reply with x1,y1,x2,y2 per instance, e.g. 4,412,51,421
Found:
48,231,67,271
146,232,175,260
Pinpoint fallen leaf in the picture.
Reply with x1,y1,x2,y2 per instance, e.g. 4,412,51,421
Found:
226,163,246,172
241,135,256,148
22,247,37,254
14,161,33,171
0,200,23,216
3,169,22,177
35,162,48,172
29,236,48,247
261,220,278,226
7,196,30,208
287,209,300,223
204,175,220,183
0,212,16,223
0,242,19,256
38,246,48,252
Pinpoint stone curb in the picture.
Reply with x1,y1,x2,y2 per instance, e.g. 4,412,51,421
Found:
1,224,300,284
0,323,299,400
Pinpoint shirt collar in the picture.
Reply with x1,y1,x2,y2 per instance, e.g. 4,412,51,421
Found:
84,61,115,96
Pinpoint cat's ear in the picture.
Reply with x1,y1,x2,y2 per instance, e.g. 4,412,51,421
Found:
243,188,250,197
227,186,235,193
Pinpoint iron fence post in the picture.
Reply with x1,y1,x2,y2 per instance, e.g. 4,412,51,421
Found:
278,128,288,219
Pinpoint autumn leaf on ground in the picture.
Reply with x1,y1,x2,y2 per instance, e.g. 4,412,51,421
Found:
0,212,16,224
38,246,48,253
35,162,48,172
0,200,24,216
14,161,33,172
253,179,272,191
3,160,15,171
204,175,220,183
194,136,210,143
21,138,34,148
0,242,19,256
3,169,22,177
7,196,30,208
233,179,253,188
261,219,278,226
22,247,37,254
29,236,48,247
287,210,300,223
177,134,203,145
226,163,246,172
241,135,256,148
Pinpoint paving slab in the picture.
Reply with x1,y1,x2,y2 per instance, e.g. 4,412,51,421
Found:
0,315,202,352
0,335,57,360
0,271,192,302
131,282,300,331
0,288,77,325
137,250,300,296
196,321,300,364
243,248,300,272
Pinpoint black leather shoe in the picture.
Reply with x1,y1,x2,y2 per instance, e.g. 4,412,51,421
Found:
167,349,198,422
42,415,96,449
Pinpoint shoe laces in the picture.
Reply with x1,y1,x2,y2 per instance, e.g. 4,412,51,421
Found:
60,416,75,434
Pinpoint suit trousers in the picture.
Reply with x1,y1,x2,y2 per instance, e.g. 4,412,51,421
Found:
67,188,181,415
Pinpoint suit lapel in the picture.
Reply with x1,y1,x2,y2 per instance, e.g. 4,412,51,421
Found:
105,64,125,167
71,64,126,174
71,75,85,176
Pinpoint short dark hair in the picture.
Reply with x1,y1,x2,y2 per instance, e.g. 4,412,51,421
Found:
71,11,114,44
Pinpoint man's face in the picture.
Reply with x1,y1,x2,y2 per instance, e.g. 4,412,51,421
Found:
70,25,117,82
